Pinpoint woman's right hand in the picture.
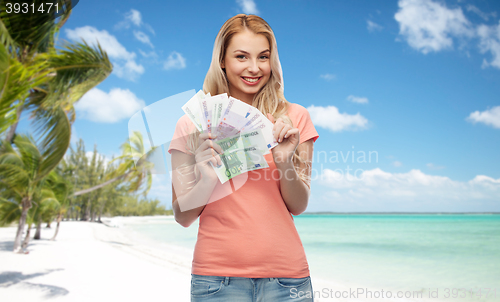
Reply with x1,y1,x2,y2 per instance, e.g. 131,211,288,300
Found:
194,132,223,185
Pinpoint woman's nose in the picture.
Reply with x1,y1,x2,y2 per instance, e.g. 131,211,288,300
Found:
246,59,260,73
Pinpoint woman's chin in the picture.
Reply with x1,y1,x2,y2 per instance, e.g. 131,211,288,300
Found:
240,82,266,94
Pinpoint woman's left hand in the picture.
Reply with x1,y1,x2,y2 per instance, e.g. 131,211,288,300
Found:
267,113,300,165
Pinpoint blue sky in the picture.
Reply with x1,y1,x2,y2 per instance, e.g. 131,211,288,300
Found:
19,0,500,212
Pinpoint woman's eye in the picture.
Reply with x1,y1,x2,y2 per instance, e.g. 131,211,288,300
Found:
260,56,269,60
237,55,246,59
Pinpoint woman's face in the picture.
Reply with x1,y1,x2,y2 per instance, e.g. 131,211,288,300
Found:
221,29,271,104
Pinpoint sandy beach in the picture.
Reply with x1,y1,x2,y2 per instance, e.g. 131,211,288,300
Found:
0,220,192,302
0,217,443,302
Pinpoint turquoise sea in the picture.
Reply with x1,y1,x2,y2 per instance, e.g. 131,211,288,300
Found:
121,214,500,301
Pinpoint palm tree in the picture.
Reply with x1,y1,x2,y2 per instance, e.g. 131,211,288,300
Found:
30,184,60,243
33,170,67,240
72,131,154,197
0,134,68,253
1,0,112,143
48,164,71,240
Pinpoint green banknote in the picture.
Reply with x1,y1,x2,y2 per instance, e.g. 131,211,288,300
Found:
212,129,269,183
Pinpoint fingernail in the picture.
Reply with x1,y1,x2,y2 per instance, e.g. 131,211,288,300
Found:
216,164,222,168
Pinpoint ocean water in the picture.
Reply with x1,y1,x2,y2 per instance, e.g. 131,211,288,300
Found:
121,214,500,301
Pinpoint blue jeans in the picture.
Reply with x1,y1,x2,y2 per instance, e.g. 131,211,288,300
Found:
190,274,314,302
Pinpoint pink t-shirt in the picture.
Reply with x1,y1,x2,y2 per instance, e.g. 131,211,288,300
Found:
168,103,319,278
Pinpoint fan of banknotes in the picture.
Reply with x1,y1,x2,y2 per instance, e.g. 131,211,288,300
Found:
182,90,278,184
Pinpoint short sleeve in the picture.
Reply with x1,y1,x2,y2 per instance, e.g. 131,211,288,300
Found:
287,103,319,145
168,115,196,155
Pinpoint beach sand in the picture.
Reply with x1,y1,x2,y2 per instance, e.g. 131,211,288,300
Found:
0,218,436,302
0,220,191,302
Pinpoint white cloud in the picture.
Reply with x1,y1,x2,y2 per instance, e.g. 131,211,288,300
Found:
65,26,144,81
347,95,369,104
427,163,445,170
320,73,336,81
75,88,145,123
477,22,500,69
133,30,154,48
237,0,259,15
466,5,497,21
394,0,474,54
470,175,500,188
163,51,186,70
392,0,500,70
66,26,134,60
367,20,383,32
115,9,156,34
466,106,500,129
114,60,145,82
316,167,500,211
126,9,142,26
139,49,159,59
307,105,369,132
393,161,403,167
143,24,156,36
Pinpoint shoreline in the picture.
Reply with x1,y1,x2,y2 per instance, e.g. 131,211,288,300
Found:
0,217,459,302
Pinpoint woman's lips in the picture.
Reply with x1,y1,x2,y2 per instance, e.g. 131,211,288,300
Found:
241,76,262,85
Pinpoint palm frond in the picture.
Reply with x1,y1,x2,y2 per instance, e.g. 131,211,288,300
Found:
0,139,22,165
54,0,74,30
0,163,30,189
40,39,112,109
13,134,41,174
0,198,21,226
0,0,60,58
0,55,54,134
37,188,60,211
0,18,18,57
0,39,9,101
32,105,70,180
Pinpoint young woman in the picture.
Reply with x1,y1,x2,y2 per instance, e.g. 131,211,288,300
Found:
168,14,319,302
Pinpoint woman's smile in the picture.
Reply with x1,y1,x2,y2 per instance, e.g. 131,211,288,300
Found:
241,76,262,85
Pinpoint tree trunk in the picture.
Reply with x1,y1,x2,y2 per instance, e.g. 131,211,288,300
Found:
90,209,95,222
13,197,31,253
82,197,91,221
46,221,51,228
34,220,42,240
22,223,32,250
51,214,63,241
98,200,106,223
86,199,91,221
72,172,131,197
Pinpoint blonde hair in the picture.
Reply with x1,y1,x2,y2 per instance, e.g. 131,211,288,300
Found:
185,14,310,186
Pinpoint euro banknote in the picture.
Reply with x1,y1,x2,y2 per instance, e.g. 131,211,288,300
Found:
211,129,269,184
181,90,211,132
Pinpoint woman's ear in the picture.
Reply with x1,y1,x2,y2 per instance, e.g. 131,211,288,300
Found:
221,59,225,69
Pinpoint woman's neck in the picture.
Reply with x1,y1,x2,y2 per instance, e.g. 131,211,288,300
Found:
228,89,254,106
